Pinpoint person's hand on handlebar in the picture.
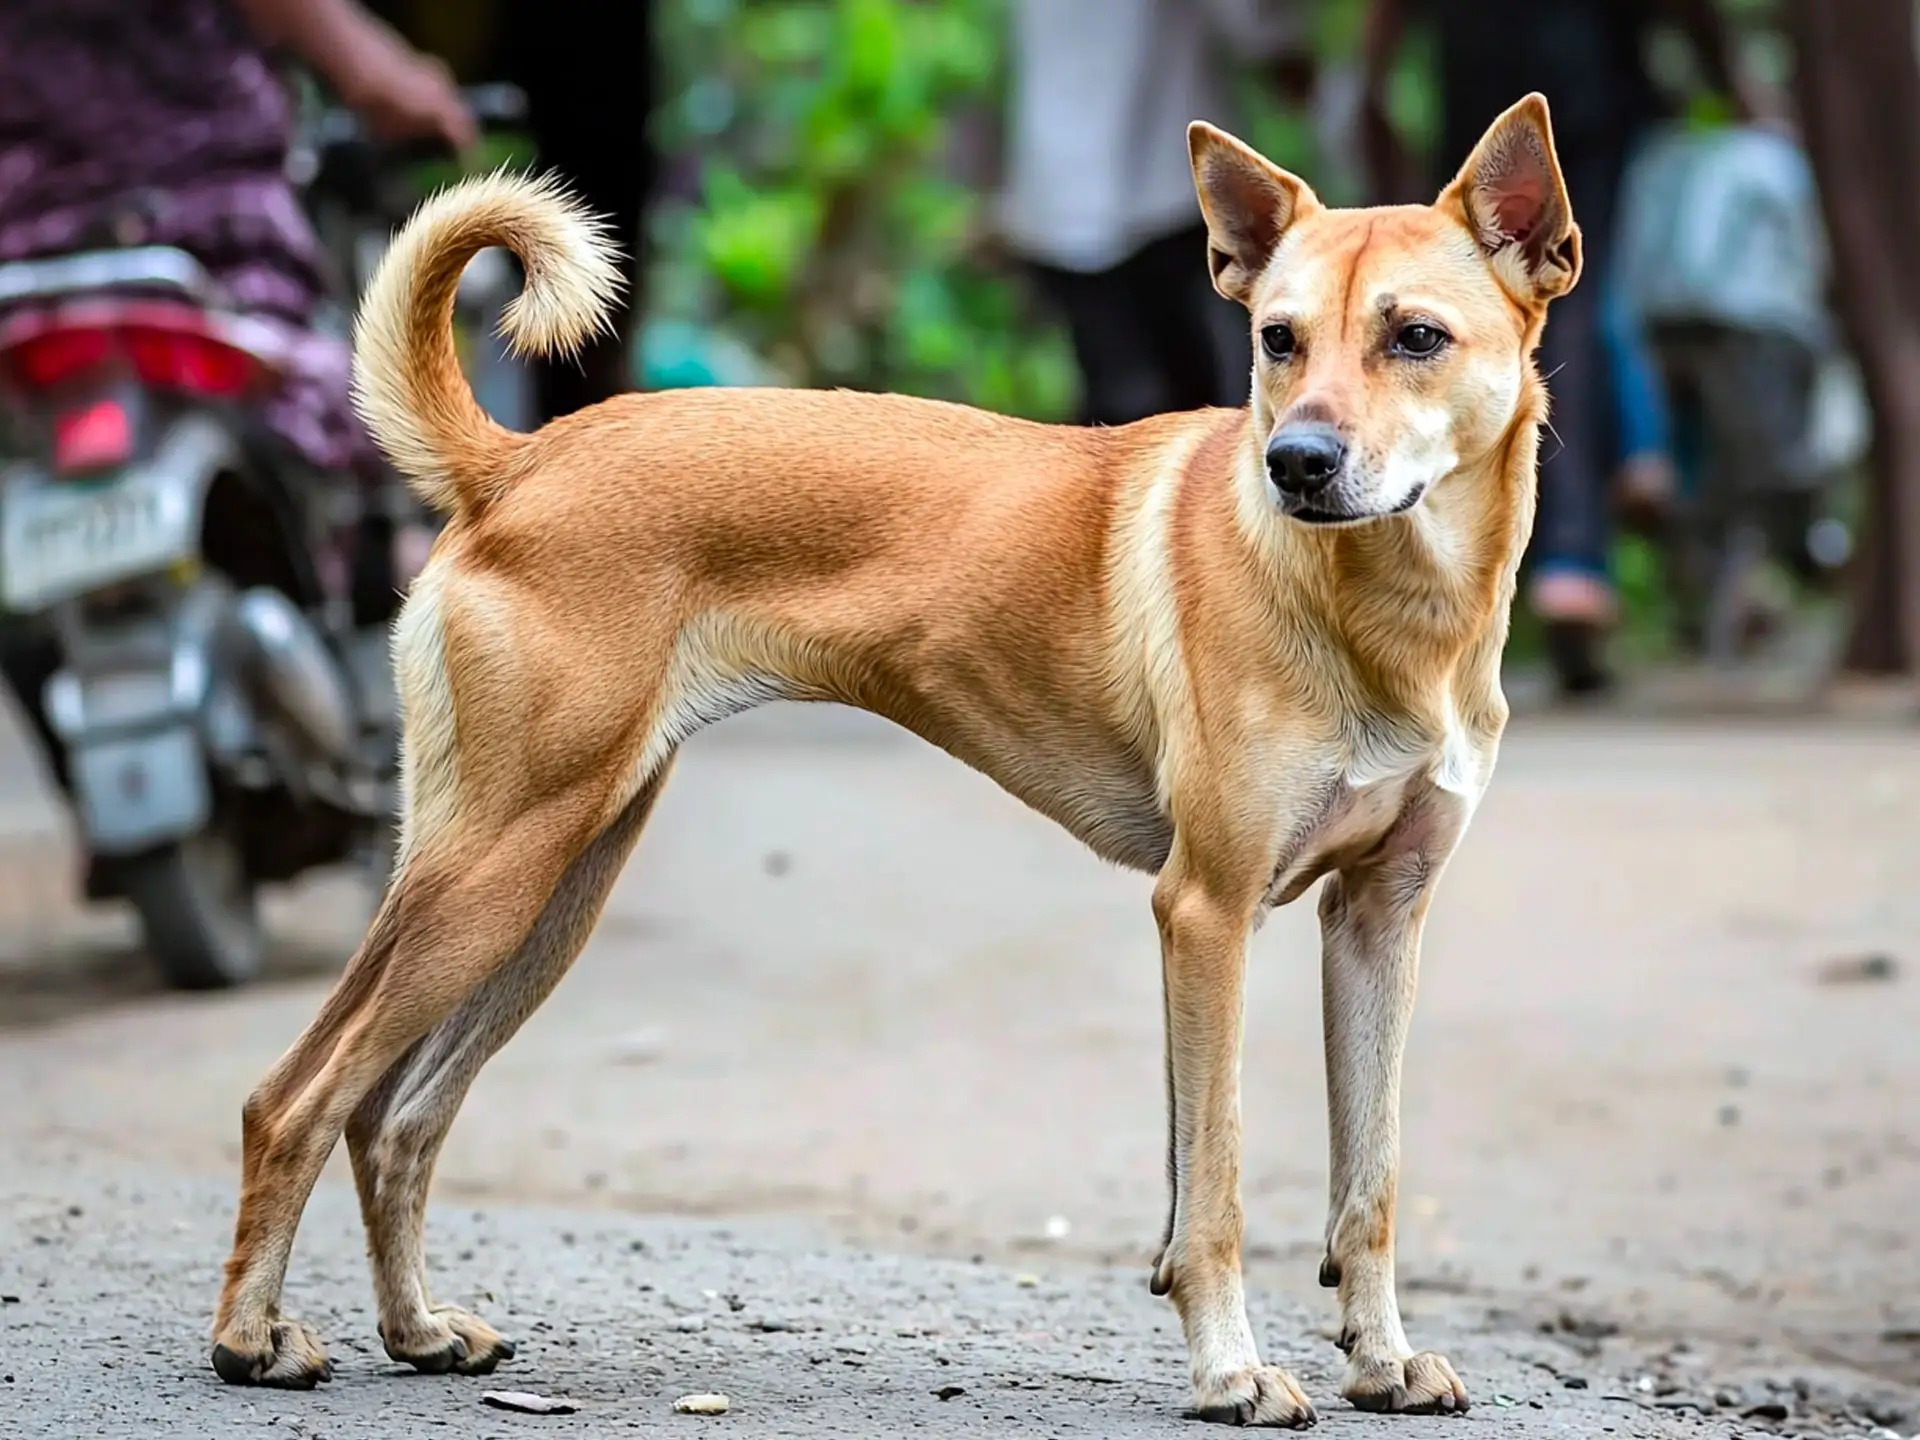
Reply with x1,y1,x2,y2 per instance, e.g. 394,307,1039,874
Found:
235,0,476,153
343,40,477,152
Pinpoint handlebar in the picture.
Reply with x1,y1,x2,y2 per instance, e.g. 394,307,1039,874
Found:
295,82,532,228
314,82,528,156
311,83,529,168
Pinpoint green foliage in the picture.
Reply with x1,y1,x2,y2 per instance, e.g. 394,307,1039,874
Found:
652,0,1077,418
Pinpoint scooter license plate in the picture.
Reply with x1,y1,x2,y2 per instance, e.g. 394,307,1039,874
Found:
1,467,193,611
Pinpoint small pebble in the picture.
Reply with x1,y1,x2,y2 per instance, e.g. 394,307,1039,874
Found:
610,1027,670,1067
482,1390,579,1414
672,1316,708,1333
672,1393,731,1415
1818,952,1899,985
1015,1273,1041,1289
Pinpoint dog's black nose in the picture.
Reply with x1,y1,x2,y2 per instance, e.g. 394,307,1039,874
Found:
1266,426,1347,496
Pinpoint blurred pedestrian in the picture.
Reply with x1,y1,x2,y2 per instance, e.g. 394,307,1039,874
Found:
1362,0,1754,694
999,0,1312,427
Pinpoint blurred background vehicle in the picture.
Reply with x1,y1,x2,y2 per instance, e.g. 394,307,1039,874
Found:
0,225,395,989
0,0,485,987
0,81,535,990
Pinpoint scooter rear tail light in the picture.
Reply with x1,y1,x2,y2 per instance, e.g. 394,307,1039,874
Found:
121,326,263,398
3,326,113,389
1,312,270,397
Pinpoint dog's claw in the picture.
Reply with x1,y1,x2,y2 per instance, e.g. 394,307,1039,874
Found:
1193,1366,1318,1428
210,1320,333,1388
1343,1350,1470,1415
382,1306,515,1376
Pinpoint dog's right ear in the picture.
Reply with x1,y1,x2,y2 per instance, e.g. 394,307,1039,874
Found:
1188,122,1320,308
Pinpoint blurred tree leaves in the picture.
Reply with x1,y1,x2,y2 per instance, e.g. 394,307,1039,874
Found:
652,0,1076,417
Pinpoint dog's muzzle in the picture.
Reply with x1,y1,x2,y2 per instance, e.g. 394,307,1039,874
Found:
1266,424,1352,522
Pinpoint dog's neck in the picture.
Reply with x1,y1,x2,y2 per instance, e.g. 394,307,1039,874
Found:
1234,408,1541,717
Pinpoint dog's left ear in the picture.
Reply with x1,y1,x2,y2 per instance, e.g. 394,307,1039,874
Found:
1441,93,1582,304
1189,121,1321,308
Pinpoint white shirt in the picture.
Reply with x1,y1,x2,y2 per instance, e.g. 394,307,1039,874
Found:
998,0,1307,273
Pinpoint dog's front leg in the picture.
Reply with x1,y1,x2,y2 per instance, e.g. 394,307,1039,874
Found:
1151,855,1316,1429
1317,850,1470,1415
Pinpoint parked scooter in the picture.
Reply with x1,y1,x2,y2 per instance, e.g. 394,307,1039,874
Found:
0,87,531,990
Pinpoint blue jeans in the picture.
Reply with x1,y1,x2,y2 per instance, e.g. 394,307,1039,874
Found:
1600,275,1673,473
1530,140,1625,586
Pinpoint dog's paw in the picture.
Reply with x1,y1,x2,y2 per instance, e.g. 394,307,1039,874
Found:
381,1305,516,1376
1342,1350,1469,1415
1193,1365,1318,1427
211,1319,334,1389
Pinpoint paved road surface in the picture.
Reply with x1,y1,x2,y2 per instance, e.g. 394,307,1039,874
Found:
2,701,1918,1436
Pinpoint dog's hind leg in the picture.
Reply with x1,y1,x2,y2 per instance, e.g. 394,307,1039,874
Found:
344,762,673,1374
209,779,622,1388
1317,853,1470,1415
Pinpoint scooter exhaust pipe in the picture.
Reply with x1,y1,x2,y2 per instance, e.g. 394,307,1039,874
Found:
231,587,359,763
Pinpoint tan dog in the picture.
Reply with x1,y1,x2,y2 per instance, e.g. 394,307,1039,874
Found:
209,93,1578,1425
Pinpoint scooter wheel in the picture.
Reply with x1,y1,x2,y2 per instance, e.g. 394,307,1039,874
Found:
121,830,265,990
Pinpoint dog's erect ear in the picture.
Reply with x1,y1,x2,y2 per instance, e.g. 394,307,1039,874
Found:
1188,122,1320,308
1440,93,1581,304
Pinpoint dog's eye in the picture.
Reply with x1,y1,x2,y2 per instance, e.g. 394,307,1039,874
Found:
1260,323,1295,361
1393,322,1448,358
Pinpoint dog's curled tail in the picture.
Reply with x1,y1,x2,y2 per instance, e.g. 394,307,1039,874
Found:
351,170,624,517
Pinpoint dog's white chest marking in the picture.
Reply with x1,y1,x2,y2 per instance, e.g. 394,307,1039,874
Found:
1263,708,1483,908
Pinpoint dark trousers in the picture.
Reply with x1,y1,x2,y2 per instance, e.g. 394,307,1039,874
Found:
1524,141,1627,580
497,1,656,424
0,625,68,796
1030,224,1251,426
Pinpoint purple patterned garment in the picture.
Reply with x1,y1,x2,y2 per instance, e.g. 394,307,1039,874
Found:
0,0,378,479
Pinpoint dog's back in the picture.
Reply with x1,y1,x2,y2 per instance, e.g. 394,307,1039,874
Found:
354,174,1250,868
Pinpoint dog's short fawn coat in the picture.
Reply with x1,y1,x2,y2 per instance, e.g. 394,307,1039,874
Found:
210,94,1578,1425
